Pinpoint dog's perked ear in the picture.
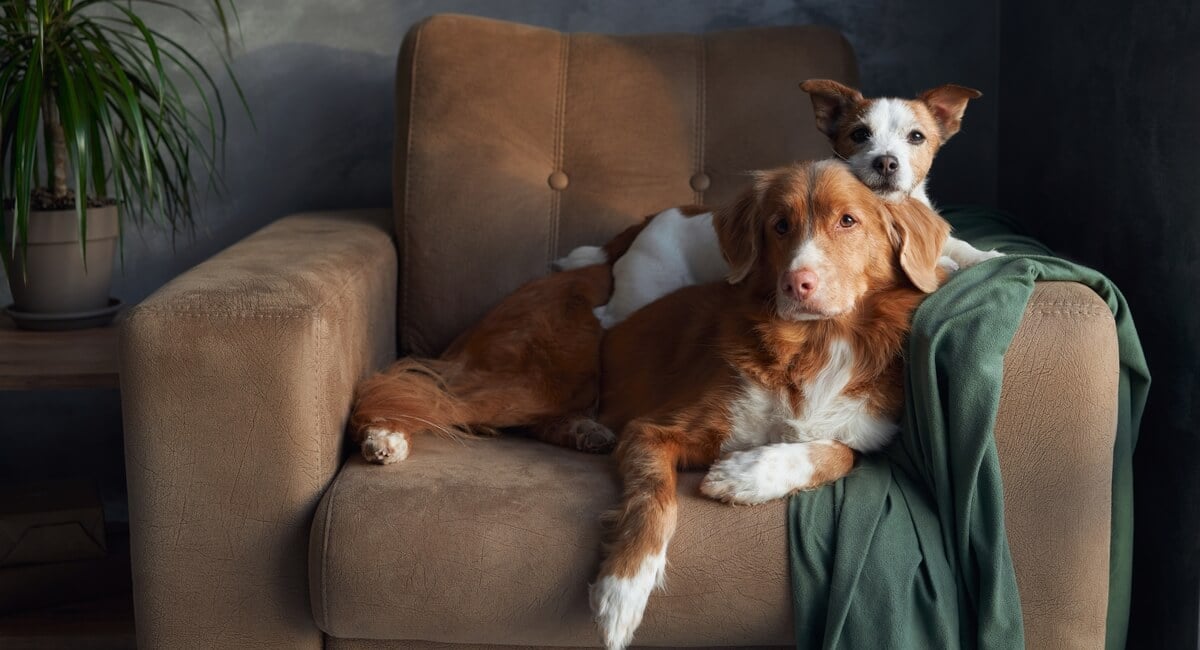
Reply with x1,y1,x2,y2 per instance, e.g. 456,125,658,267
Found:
713,176,767,284
799,79,865,139
888,199,951,293
919,84,982,141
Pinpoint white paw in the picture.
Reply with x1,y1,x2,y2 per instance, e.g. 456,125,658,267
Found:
977,248,1005,261
590,552,666,650
937,255,961,274
955,249,1003,269
701,445,813,505
593,305,619,330
552,245,608,271
954,248,1004,269
360,427,409,464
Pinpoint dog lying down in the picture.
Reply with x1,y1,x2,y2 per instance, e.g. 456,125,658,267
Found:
587,160,948,649
557,79,1000,329
350,79,992,467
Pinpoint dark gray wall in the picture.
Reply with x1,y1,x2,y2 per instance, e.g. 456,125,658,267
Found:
998,0,1200,647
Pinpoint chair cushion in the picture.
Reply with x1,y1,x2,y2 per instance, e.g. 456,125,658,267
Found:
393,14,858,355
310,436,793,647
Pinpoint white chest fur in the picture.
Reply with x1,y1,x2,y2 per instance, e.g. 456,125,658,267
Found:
723,339,897,454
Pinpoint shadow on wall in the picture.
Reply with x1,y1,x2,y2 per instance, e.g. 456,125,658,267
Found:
0,42,396,307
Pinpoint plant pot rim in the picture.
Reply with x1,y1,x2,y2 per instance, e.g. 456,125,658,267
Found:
4,204,120,243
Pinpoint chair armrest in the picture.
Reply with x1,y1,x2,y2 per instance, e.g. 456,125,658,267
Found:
994,281,1119,649
119,209,396,649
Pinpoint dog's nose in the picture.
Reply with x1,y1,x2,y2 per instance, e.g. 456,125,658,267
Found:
785,269,820,301
873,155,899,177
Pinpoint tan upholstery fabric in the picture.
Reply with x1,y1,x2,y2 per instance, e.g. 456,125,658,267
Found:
120,210,397,649
328,641,788,650
311,437,793,647
994,282,1119,650
393,14,858,355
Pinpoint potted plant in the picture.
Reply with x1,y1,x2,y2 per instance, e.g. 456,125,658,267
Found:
0,0,247,329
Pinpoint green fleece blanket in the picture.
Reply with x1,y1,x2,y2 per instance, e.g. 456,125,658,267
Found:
787,206,1149,649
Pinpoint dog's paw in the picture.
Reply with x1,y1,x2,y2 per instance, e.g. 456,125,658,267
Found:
360,427,409,464
954,248,1005,269
976,248,1005,262
701,446,809,505
937,255,961,274
570,419,617,453
593,305,619,330
552,245,608,271
589,553,664,650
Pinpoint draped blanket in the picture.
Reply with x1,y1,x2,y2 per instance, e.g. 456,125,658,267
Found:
787,207,1149,649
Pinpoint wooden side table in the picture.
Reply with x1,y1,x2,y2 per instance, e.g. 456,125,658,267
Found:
0,314,132,648
0,315,119,390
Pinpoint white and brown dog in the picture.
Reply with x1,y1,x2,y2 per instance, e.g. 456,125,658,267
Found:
588,159,949,650
557,80,999,329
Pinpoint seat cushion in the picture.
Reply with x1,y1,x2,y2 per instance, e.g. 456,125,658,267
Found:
310,436,793,647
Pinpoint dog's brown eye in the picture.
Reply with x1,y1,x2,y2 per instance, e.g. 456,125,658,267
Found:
850,127,871,143
908,130,926,144
839,214,857,228
774,218,790,236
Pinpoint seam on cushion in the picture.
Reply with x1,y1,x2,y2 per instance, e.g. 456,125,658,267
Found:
1029,309,1112,317
133,246,385,321
319,460,346,634
401,19,426,355
131,309,313,318
548,31,569,264
694,34,707,205
1026,301,1105,309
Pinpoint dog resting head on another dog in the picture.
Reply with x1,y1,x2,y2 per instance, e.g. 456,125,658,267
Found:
799,79,981,206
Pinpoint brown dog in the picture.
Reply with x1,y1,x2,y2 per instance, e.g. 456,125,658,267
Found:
588,160,948,650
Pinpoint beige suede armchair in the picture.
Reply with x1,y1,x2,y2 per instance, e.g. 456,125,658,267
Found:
120,14,1119,649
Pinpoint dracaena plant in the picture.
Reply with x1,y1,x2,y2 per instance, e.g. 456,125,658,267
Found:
0,0,248,268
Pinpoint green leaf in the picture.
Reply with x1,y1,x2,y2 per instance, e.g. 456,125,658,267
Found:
0,0,251,265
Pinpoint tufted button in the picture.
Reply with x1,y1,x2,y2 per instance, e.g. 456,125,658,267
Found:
548,170,569,191
690,172,711,192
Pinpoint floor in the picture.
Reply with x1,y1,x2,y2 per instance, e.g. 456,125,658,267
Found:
0,596,136,649
0,528,136,649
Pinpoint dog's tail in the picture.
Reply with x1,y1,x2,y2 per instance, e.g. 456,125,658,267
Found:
349,358,486,443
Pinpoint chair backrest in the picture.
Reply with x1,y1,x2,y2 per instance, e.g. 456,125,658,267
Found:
394,13,858,355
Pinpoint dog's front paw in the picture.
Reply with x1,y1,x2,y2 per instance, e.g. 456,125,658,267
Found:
360,426,409,464
955,248,1005,269
937,255,961,274
593,305,620,330
552,245,608,271
590,558,663,650
701,446,807,505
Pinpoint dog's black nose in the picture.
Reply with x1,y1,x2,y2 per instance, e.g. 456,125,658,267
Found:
873,155,899,177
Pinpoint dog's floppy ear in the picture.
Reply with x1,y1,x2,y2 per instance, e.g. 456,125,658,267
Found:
888,199,950,293
713,176,767,284
800,79,865,139
919,84,982,141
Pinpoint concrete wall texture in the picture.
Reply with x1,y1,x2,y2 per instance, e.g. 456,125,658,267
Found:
3,0,1197,645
